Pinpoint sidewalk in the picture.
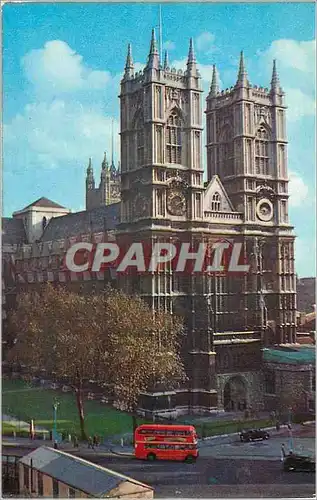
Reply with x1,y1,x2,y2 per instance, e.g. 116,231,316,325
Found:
2,436,115,457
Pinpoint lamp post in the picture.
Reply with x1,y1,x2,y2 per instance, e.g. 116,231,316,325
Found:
52,399,60,443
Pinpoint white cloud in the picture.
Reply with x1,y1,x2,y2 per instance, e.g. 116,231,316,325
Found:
261,39,315,75
4,99,120,170
195,32,216,55
288,171,310,207
256,39,316,121
284,88,316,122
22,40,111,95
163,40,175,51
4,40,121,175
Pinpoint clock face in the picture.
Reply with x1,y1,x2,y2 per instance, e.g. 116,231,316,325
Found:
167,191,186,216
256,198,273,222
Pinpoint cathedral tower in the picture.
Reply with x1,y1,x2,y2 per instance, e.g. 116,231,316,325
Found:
119,32,205,225
206,55,296,344
118,32,217,412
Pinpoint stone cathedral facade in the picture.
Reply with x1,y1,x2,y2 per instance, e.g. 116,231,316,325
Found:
116,31,296,414
3,30,303,417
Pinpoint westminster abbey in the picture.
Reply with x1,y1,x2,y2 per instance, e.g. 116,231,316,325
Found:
3,30,304,417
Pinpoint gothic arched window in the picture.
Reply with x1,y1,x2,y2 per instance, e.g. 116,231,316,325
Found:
220,127,234,177
135,113,144,168
211,192,221,211
255,127,270,175
166,111,182,164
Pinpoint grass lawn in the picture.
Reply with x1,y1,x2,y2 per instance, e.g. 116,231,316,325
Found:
2,379,276,441
2,379,138,439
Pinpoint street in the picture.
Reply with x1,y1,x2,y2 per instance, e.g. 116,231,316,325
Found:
85,454,315,498
3,424,315,498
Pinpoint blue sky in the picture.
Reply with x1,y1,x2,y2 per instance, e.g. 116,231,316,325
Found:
3,2,316,276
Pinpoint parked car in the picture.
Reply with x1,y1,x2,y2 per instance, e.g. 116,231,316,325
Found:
239,429,270,442
283,453,315,472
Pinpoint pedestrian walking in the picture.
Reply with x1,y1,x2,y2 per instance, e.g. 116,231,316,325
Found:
73,435,78,448
93,435,98,448
88,436,94,449
281,443,286,461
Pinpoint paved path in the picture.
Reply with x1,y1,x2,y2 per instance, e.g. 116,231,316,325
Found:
2,414,49,434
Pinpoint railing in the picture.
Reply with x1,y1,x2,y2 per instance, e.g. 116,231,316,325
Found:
204,211,242,221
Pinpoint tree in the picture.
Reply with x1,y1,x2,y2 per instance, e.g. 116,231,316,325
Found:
7,283,186,440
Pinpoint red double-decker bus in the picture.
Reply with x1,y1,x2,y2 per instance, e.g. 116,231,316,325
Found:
134,424,199,462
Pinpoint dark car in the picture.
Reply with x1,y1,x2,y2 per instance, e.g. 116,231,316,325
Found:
283,453,315,472
239,428,269,442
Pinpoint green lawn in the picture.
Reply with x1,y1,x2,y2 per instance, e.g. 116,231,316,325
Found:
2,378,276,441
2,379,138,439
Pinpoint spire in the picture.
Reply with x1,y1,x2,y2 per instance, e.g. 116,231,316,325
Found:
210,64,219,96
186,37,198,77
86,158,95,189
101,152,108,171
271,59,281,93
163,50,169,70
124,43,134,79
236,51,249,87
187,37,196,65
149,28,158,55
146,29,160,70
111,119,115,168
87,157,93,175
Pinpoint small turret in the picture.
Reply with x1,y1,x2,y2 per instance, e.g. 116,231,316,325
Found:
101,151,109,171
235,51,249,88
186,38,197,76
271,59,282,94
124,43,134,80
145,29,160,70
210,64,220,96
86,158,95,189
163,50,169,70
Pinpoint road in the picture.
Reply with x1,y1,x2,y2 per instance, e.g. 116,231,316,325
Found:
3,425,315,498
83,454,315,498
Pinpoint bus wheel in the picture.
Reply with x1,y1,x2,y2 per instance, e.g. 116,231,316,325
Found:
185,455,195,463
147,453,156,461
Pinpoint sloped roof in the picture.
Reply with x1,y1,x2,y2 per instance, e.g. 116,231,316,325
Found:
41,203,120,241
21,197,67,211
203,175,235,212
20,447,152,497
263,346,315,365
2,218,27,245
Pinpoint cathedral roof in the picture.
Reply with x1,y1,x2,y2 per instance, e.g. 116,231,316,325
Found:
21,197,67,211
2,218,27,245
41,203,120,241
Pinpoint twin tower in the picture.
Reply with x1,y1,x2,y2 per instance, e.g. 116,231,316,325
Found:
118,29,289,230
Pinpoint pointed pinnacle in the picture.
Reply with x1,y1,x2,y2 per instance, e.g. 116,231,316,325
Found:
164,50,169,69
87,157,93,174
146,28,160,69
210,64,219,96
271,59,281,92
125,43,134,69
236,51,249,87
124,43,134,78
102,152,108,170
149,28,158,55
187,37,196,65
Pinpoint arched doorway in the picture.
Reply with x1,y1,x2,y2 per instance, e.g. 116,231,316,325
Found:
223,376,247,411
